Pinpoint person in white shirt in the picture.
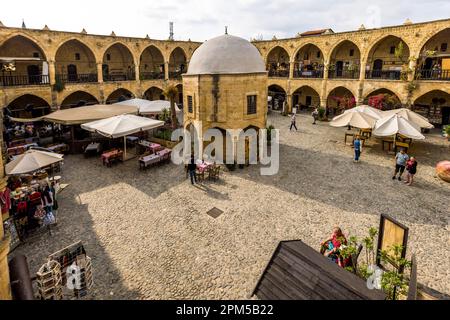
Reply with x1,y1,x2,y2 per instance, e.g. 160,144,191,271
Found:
290,113,298,131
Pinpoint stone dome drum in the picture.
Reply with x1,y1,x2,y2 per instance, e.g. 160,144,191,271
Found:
186,34,266,75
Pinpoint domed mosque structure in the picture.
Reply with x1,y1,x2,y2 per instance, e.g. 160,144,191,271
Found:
183,32,268,163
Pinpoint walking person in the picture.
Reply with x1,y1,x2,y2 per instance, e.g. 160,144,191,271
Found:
392,148,409,181
353,136,362,163
289,113,298,131
405,157,418,186
188,155,197,185
312,107,319,125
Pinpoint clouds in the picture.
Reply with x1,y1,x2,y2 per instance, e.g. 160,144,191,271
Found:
2,0,449,41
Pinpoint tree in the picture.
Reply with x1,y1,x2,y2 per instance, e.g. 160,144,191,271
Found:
163,85,179,129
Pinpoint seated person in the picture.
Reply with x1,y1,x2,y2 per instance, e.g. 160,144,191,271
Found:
320,227,349,267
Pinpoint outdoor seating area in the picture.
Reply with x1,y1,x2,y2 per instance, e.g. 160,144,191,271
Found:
101,149,124,167
138,148,172,170
331,105,432,154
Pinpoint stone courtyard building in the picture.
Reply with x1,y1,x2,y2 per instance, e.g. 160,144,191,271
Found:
0,18,449,125
0,17,449,299
183,34,268,160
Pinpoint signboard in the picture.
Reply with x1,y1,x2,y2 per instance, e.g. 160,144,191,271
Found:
376,214,409,272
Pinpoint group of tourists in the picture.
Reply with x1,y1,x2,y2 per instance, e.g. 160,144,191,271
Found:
353,137,418,186
393,149,418,186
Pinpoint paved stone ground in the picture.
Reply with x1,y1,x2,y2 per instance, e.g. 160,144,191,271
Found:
13,112,450,300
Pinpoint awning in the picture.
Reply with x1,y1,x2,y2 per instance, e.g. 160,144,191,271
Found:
114,99,179,115
81,114,164,139
43,104,138,125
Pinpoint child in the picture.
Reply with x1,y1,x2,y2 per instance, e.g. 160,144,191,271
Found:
405,157,417,186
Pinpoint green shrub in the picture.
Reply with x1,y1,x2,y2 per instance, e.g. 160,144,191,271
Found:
318,107,326,120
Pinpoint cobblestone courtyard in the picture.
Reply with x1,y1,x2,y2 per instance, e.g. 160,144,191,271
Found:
14,113,450,299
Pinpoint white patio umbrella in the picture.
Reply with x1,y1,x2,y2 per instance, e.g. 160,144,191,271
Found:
383,108,434,129
81,114,164,159
373,114,425,140
114,99,179,115
344,105,384,120
5,150,64,175
330,111,378,129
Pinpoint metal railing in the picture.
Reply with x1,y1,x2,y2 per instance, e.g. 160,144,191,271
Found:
268,69,289,78
415,69,450,81
56,73,98,83
293,70,324,78
169,71,183,80
103,72,136,82
140,72,165,80
365,70,401,80
328,68,359,79
0,74,50,86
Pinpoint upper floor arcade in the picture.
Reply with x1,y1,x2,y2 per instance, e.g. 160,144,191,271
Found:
0,25,200,87
255,18,450,82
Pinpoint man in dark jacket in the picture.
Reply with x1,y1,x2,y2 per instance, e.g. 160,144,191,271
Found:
188,155,197,185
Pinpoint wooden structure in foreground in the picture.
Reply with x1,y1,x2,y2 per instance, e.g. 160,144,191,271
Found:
252,240,386,300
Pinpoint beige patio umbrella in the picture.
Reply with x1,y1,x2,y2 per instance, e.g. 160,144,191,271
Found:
81,114,164,160
330,111,378,129
383,108,434,129
344,105,384,120
373,114,425,140
5,150,64,175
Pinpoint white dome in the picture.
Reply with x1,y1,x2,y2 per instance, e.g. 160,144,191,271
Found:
186,34,266,75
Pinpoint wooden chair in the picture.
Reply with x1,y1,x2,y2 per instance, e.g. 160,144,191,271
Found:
208,166,220,181
195,169,205,183
350,244,363,274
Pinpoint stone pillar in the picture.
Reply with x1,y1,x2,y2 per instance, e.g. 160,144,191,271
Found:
48,60,56,85
408,56,418,82
97,63,104,83
289,61,294,79
164,61,169,81
357,58,368,105
0,125,11,299
286,94,292,114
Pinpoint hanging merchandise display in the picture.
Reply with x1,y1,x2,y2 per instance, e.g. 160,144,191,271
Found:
36,260,63,300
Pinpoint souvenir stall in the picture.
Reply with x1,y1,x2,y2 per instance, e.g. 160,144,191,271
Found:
2,150,64,246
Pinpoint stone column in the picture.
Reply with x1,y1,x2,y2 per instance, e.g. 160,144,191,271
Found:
408,55,418,82
357,58,368,105
0,127,11,299
289,60,294,79
97,63,104,83
48,60,56,85
164,61,169,81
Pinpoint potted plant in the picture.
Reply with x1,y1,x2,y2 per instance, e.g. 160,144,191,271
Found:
318,107,326,121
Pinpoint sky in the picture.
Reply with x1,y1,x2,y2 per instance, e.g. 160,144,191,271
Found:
1,0,449,42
